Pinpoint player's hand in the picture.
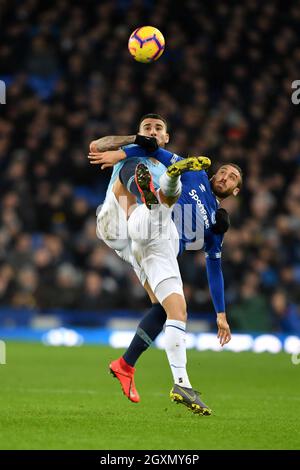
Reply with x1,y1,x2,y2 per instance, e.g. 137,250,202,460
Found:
216,313,231,346
88,150,126,169
212,208,230,235
135,134,159,152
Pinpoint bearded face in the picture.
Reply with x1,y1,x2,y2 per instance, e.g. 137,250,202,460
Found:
211,165,241,199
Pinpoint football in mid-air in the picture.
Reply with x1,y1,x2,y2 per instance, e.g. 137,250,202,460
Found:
128,26,165,63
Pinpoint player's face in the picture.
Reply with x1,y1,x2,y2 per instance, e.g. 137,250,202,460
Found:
211,165,241,199
139,118,169,147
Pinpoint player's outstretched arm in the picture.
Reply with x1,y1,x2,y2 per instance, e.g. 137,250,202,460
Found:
89,135,136,152
88,135,160,168
89,134,158,154
124,145,179,167
205,255,231,346
88,145,179,170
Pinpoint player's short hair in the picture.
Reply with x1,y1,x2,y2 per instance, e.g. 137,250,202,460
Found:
219,163,243,189
139,114,168,131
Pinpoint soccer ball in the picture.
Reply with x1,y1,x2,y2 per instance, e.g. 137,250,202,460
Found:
128,26,165,63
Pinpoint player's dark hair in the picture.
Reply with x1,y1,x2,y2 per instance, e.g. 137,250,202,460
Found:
139,114,168,131
220,163,243,189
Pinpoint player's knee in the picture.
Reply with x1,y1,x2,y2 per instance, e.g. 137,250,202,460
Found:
169,308,187,322
96,212,129,250
128,207,150,245
155,278,184,305
177,302,187,322
158,190,179,208
165,305,187,322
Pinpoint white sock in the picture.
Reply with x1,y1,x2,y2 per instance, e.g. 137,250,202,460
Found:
159,172,182,198
164,319,192,388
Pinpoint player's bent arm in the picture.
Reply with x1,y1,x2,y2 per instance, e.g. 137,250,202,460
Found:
90,135,136,152
90,134,159,153
88,144,182,169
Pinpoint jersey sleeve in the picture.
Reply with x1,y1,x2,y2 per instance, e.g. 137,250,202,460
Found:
205,257,225,313
123,145,182,167
204,233,225,313
204,232,223,259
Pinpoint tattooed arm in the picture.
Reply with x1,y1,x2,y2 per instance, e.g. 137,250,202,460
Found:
89,135,136,152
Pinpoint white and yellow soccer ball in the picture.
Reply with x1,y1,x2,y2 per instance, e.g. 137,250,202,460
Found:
128,26,165,63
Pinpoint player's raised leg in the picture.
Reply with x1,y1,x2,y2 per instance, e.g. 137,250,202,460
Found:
166,156,211,177
134,156,211,210
134,163,159,209
158,156,211,205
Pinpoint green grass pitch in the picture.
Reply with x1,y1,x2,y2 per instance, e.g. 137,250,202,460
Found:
0,342,299,450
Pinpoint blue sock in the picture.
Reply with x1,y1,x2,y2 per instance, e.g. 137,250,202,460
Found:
123,303,166,366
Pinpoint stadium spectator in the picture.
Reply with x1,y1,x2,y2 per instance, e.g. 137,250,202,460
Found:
271,290,300,335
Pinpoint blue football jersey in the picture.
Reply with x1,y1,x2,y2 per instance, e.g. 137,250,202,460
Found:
123,144,227,313
123,145,223,258
175,170,223,258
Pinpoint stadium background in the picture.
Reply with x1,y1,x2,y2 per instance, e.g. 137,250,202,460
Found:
0,0,300,452
1,0,299,335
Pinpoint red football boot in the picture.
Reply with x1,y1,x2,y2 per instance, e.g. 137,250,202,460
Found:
134,163,159,209
109,357,140,403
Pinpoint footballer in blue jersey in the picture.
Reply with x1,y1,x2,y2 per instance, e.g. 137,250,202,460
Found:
124,145,239,255
95,144,240,315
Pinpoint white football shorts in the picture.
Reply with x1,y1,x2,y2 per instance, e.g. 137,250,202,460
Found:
128,203,184,303
96,191,146,286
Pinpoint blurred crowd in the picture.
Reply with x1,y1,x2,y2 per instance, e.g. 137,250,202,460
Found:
0,0,299,333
